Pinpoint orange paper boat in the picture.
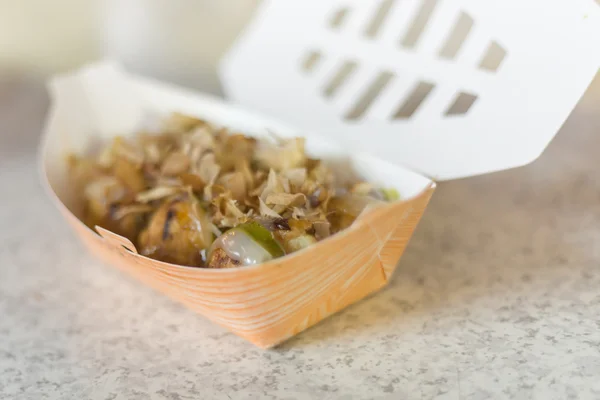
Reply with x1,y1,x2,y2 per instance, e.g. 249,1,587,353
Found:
40,63,435,348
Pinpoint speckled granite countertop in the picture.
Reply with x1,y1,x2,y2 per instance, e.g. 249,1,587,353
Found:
1,73,599,400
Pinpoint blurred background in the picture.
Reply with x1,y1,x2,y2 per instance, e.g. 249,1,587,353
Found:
0,0,261,94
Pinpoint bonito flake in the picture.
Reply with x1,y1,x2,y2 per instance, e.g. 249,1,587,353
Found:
69,113,399,268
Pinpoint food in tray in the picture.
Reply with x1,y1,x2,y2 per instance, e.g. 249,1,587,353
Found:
68,113,399,268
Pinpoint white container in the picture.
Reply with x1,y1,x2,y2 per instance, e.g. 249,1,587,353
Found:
40,0,600,348
221,0,600,180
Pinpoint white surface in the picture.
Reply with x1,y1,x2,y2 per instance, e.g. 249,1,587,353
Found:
220,0,600,180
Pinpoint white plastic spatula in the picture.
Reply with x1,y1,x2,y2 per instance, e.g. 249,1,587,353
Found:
220,0,600,181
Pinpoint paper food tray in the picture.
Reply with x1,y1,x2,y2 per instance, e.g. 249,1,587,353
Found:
40,0,600,348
